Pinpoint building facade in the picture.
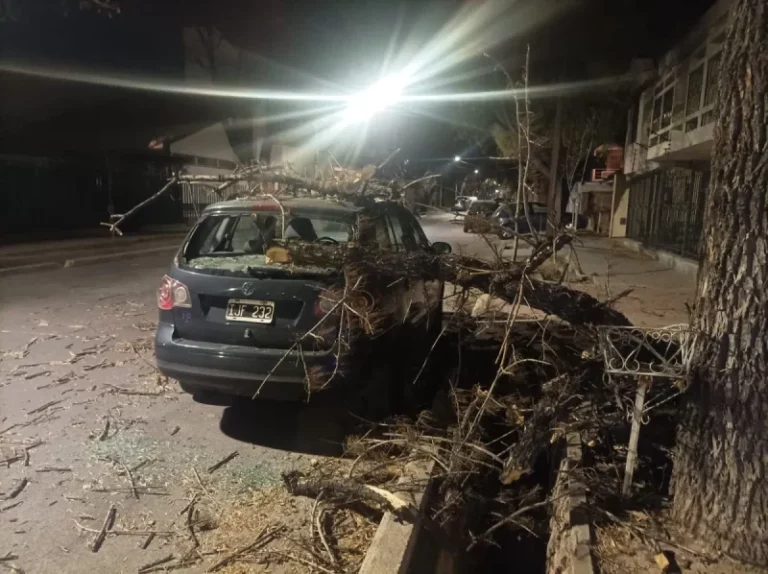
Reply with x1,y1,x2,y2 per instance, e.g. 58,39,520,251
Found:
615,0,731,259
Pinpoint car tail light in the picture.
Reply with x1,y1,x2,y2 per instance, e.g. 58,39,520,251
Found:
157,275,191,310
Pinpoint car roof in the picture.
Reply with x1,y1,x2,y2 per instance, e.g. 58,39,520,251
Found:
202,197,369,217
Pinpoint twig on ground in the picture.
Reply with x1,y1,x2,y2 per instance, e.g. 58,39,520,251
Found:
207,451,239,474
75,521,172,537
2,478,28,501
0,424,19,436
179,493,199,516
268,548,339,574
0,501,23,513
27,399,64,415
129,341,159,372
138,554,174,573
317,507,339,566
23,370,51,381
140,532,156,550
97,417,111,441
89,505,116,553
110,457,139,500
89,487,167,496
103,384,161,396
206,524,285,572
186,497,200,549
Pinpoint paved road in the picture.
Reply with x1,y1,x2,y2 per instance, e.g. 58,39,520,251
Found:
0,253,354,573
419,211,512,259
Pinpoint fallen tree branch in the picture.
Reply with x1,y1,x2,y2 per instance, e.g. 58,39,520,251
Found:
105,178,177,234
282,471,415,522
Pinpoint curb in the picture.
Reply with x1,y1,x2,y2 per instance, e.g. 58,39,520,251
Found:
0,233,186,262
614,238,699,276
359,458,437,574
0,246,178,277
0,262,62,277
546,432,597,574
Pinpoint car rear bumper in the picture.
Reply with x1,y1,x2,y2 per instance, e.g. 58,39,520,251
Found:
155,323,337,400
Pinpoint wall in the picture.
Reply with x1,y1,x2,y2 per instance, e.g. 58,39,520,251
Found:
625,0,733,175
611,174,629,238
170,123,240,175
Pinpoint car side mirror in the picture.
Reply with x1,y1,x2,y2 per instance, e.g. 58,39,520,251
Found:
432,241,452,255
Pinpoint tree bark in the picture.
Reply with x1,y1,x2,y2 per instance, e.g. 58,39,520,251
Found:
672,0,768,565
547,97,563,235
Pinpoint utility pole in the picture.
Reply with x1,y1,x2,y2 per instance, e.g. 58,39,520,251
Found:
547,97,563,235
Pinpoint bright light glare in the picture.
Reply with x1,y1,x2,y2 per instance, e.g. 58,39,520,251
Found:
344,75,405,122
454,155,461,162
474,169,479,174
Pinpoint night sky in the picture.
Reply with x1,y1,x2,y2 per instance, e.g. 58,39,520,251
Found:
0,0,718,159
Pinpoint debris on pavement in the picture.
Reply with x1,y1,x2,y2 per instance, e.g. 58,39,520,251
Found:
207,451,240,474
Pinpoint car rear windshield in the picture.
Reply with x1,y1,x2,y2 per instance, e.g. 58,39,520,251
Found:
182,211,354,275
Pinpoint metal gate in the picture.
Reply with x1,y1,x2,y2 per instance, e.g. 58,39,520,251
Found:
627,167,709,259
180,182,250,222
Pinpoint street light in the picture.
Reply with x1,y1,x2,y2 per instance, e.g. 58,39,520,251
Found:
344,74,405,122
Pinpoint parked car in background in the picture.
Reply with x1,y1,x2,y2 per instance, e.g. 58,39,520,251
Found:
155,197,451,412
493,203,587,237
463,200,499,233
451,195,477,214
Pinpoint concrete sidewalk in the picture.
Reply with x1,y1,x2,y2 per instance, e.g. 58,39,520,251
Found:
447,234,696,329
565,236,696,327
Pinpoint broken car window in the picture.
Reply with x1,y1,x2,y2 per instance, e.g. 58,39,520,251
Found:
185,212,354,262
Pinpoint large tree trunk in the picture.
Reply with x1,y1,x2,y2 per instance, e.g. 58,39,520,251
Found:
672,0,768,565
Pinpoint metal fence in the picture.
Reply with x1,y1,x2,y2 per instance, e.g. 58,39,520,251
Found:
626,167,709,259
180,181,250,222
0,153,181,237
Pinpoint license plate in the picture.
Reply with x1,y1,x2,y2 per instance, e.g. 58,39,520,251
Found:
226,299,275,324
